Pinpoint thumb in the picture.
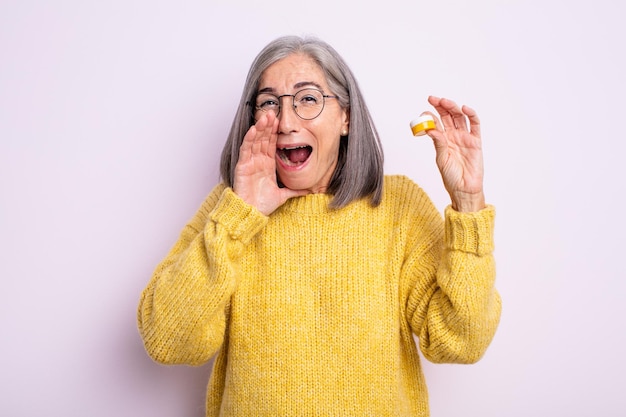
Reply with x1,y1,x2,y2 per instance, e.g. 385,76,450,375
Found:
427,129,448,156
279,188,310,203
420,111,447,155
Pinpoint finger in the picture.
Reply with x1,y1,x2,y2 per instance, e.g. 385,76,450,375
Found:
442,97,469,131
251,113,270,155
258,111,277,156
266,114,279,158
428,95,454,131
239,125,258,161
462,104,481,139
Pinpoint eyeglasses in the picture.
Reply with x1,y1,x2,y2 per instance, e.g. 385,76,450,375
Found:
251,88,339,121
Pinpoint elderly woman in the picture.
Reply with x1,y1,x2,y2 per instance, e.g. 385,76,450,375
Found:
138,35,501,416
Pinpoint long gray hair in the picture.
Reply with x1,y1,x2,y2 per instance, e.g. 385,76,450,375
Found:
220,35,384,209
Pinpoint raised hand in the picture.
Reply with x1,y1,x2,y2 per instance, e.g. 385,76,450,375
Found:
233,112,309,216
425,96,486,212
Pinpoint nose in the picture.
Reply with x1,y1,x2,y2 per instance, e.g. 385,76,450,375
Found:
277,95,300,134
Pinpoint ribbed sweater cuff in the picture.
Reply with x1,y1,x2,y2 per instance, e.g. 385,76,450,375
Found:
444,204,495,256
209,187,268,244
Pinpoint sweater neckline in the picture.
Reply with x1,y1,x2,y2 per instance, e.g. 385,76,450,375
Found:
278,192,336,215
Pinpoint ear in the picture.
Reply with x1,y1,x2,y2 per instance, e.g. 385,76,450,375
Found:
341,108,350,136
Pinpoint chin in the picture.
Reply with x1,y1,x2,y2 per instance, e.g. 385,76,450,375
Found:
278,178,310,192
277,173,318,193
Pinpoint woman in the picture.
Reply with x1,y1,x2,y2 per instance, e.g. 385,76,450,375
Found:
138,35,501,416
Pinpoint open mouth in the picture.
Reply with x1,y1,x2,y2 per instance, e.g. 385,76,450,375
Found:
277,145,312,167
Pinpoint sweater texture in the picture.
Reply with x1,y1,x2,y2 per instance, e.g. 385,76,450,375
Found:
138,175,501,416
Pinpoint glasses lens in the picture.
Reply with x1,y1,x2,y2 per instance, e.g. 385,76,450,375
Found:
255,94,280,117
294,89,324,120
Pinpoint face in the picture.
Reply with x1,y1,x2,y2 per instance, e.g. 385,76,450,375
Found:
257,53,349,194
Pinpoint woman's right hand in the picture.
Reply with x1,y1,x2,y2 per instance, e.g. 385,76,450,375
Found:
233,112,309,216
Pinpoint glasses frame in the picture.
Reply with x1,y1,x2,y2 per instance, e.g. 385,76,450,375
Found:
250,88,339,121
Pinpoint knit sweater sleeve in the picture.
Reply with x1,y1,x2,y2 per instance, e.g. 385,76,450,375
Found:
406,201,501,364
137,185,268,366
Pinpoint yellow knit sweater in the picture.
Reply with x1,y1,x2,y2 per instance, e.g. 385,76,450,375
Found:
138,175,501,416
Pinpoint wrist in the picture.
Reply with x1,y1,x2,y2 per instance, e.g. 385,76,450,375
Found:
450,191,486,212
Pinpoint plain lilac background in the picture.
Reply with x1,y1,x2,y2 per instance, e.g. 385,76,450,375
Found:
1,0,625,416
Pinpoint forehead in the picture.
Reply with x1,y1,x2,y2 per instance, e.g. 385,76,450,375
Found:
258,53,328,92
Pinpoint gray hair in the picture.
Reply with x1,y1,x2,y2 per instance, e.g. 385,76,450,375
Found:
220,35,384,208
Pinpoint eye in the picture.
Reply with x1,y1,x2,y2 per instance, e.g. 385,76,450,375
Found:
300,95,318,105
297,91,322,107
256,95,279,110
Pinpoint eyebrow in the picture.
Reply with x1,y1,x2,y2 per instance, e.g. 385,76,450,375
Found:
257,81,324,94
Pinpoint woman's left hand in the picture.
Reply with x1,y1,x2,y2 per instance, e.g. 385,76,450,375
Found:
425,96,486,212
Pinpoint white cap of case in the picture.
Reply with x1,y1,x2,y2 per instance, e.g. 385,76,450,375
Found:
410,115,435,136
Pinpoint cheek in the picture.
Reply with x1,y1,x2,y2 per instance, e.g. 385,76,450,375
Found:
317,134,341,163
310,111,345,162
